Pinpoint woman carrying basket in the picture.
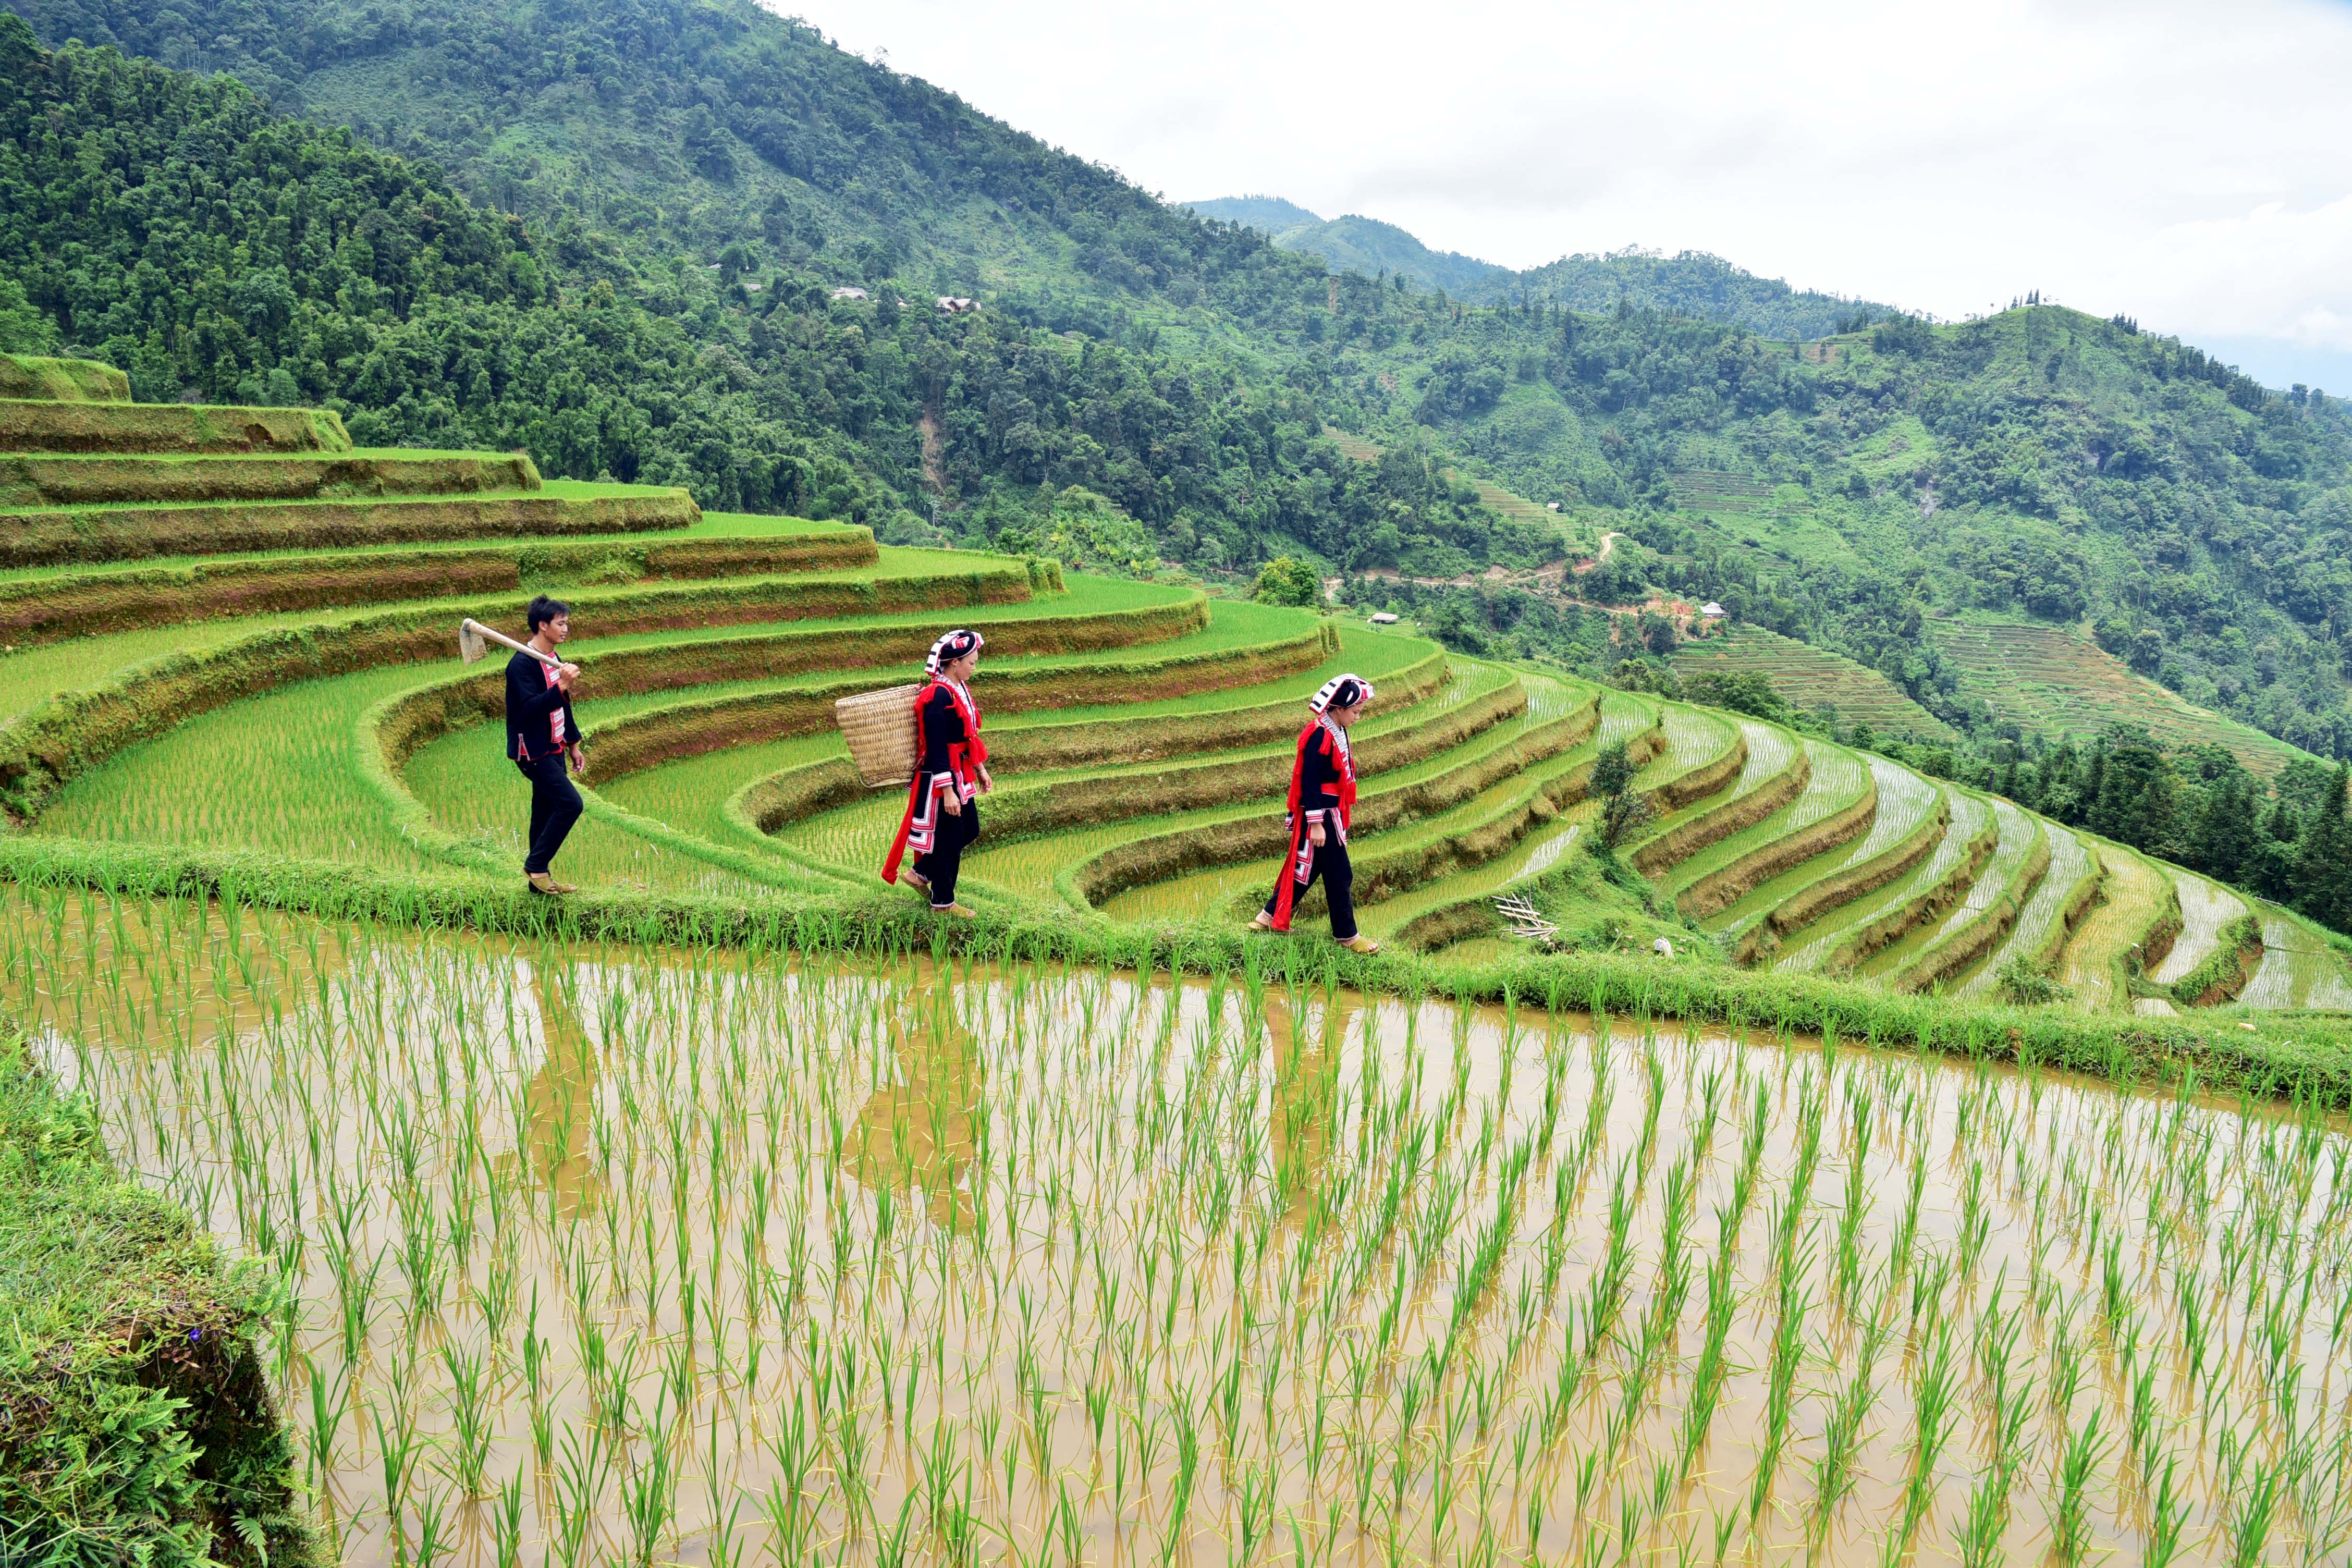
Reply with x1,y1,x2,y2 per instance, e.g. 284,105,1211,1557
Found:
882,629,993,918
1251,673,1380,953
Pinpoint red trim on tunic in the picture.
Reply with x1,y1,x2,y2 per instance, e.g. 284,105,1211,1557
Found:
1267,717,1356,931
882,678,987,884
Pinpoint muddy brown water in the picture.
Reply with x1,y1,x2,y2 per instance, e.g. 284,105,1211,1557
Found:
6,885,2349,1566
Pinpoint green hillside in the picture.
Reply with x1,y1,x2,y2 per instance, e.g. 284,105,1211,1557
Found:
8,0,2352,940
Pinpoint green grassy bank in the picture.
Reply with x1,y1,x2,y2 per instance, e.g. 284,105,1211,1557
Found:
4,832,2346,1112
0,1030,314,1568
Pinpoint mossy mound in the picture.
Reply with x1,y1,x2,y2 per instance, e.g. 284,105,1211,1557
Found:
0,1031,316,1568
0,352,130,403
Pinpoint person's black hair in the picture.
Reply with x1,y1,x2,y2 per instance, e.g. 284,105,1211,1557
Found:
526,595,571,632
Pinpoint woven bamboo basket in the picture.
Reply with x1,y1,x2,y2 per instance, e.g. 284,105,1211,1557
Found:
835,683,923,787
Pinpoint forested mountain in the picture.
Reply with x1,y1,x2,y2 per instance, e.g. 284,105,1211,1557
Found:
6,0,2352,774
0,16,1514,564
3,0,1304,319
1189,199,1510,297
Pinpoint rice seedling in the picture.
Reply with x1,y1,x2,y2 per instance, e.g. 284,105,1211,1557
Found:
5,880,2347,1565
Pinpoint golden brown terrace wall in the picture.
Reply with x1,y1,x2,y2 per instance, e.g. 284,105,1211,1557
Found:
1817,814,1999,976
0,451,540,507
0,400,351,454
0,529,880,646
2032,855,2110,973
1677,773,1878,922
1630,742,1806,877
1893,828,2052,994
2133,883,2185,977
0,489,699,567
1731,798,1949,965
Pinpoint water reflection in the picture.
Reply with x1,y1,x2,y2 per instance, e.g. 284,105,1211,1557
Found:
844,984,982,1231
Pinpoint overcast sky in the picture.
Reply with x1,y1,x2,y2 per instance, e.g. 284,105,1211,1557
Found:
778,0,2352,391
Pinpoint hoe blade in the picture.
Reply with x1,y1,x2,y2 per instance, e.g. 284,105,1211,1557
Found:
458,618,490,665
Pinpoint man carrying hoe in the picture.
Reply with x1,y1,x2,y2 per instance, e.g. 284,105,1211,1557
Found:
507,595,584,895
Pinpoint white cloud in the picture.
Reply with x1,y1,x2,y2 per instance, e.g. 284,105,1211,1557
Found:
776,0,2352,366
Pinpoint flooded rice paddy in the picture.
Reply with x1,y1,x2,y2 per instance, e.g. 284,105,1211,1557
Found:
7,886,2351,1566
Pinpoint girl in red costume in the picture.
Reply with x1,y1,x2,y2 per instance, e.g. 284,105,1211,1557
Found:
1252,672,1380,953
881,629,993,917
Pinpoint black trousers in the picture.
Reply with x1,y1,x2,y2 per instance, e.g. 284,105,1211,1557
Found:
1264,836,1356,940
517,751,582,875
914,800,979,907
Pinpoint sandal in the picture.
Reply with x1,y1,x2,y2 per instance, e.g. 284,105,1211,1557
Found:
934,903,977,920
1340,935,1382,956
527,873,564,896
1249,912,1280,933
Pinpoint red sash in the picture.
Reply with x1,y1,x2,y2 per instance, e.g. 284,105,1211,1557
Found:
1267,718,1356,931
882,678,987,884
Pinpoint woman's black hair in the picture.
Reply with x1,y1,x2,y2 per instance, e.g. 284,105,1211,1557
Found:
526,595,572,631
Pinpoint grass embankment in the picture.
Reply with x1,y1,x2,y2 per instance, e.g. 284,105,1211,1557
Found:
0,1031,314,1568
0,484,702,566
0,519,880,644
5,836,2349,1111
0,399,351,455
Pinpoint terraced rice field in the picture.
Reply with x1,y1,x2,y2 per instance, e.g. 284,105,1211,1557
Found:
1931,618,2310,777
1705,753,1921,942
1861,796,2037,984
2237,915,2352,1011
2150,873,2251,988
1667,735,1865,911
19,333,2352,1568
1958,826,2097,996
2,354,2341,1050
2057,844,2173,1012
1772,771,1964,977
1673,626,1961,742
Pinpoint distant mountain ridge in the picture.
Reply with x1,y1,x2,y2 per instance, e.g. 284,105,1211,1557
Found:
1188,194,1895,340
1187,198,1510,298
